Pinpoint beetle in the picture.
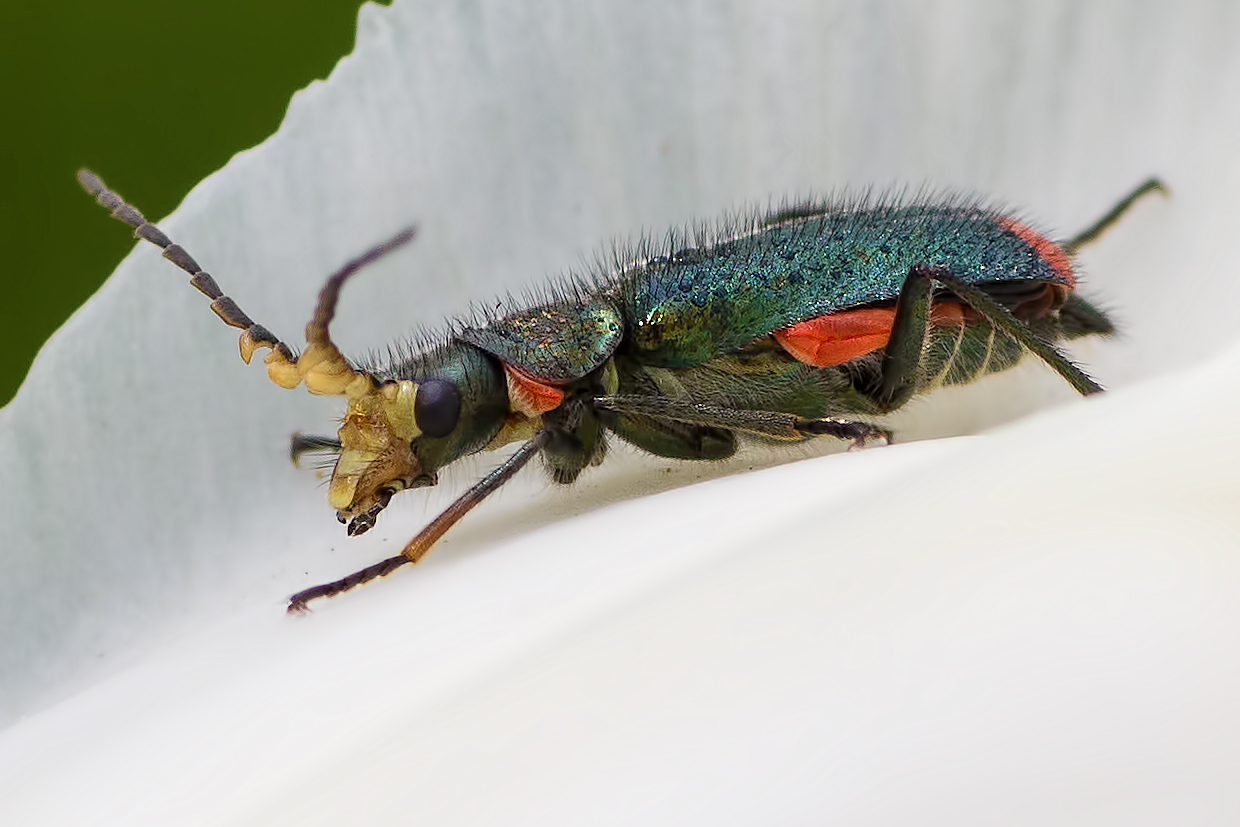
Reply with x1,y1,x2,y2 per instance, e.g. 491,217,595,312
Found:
78,171,1163,611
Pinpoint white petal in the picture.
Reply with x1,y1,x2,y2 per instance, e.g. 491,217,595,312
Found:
2,1,1238,823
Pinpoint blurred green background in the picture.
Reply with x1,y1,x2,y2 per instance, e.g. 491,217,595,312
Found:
0,1,381,407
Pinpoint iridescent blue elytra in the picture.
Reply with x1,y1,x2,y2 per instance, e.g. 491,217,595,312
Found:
79,170,1162,611
625,202,1074,367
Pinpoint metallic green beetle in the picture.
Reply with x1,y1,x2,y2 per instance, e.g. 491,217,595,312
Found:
78,171,1162,611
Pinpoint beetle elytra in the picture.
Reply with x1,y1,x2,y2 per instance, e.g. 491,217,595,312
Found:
78,171,1163,611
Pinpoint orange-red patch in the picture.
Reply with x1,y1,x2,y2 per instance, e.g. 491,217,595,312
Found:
773,308,896,367
774,304,970,368
996,216,1076,288
503,364,566,417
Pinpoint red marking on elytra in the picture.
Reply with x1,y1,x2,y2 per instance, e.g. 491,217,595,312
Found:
774,304,969,368
997,216,1076,288
503,364,566,416
774,308,895,367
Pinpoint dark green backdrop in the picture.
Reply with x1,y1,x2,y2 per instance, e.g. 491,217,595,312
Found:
0,1,380,406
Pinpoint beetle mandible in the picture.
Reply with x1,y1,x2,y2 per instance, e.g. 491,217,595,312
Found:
78,171,1163,611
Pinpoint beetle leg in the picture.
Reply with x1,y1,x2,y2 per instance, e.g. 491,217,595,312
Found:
874,264,936,411
1063,178,1166,254
875,264,1104,408
933,270,1104,397
793,417,892,447
593,395,889,447
287,429,553,612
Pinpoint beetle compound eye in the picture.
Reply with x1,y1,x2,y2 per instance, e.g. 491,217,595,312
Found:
414,377,462,438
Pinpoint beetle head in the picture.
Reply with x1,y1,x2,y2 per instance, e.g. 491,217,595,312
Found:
320,344,509,535
258,238,510,535
74,174,508,536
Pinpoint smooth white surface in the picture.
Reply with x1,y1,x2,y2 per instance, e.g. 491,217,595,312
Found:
2,1,1238,824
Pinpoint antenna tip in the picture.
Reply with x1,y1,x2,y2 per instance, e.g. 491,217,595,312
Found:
77,169,104,194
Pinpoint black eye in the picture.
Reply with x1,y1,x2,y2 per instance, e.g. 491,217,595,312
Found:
414,377,461,438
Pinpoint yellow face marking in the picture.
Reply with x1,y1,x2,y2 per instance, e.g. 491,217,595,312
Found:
380,380,420,441
326,384,422,512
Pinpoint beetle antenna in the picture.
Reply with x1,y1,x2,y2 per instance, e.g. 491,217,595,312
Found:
293,227,416,397
78,169,415,397
77,169,298,367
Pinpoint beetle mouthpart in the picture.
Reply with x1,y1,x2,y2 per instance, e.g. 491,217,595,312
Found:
330,465,408,534
289,433,343,468
327,388,422,534
344,485,398,536
344,501,388,536
327,382,424,514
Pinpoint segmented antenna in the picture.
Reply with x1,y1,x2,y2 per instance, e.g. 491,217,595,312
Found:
77,170,416,397
303,226,417,359
77,169,295,368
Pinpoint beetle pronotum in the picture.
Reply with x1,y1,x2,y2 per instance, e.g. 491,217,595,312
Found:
79,171,1163,611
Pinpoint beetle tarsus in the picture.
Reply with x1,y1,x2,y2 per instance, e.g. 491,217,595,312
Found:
1063,178,1167,254
792,417,890,448
287,554,411,613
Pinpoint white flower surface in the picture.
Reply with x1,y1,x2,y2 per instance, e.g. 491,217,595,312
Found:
2,1,1238,823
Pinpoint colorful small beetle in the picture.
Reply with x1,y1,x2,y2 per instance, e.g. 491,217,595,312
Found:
78,171,1162,611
